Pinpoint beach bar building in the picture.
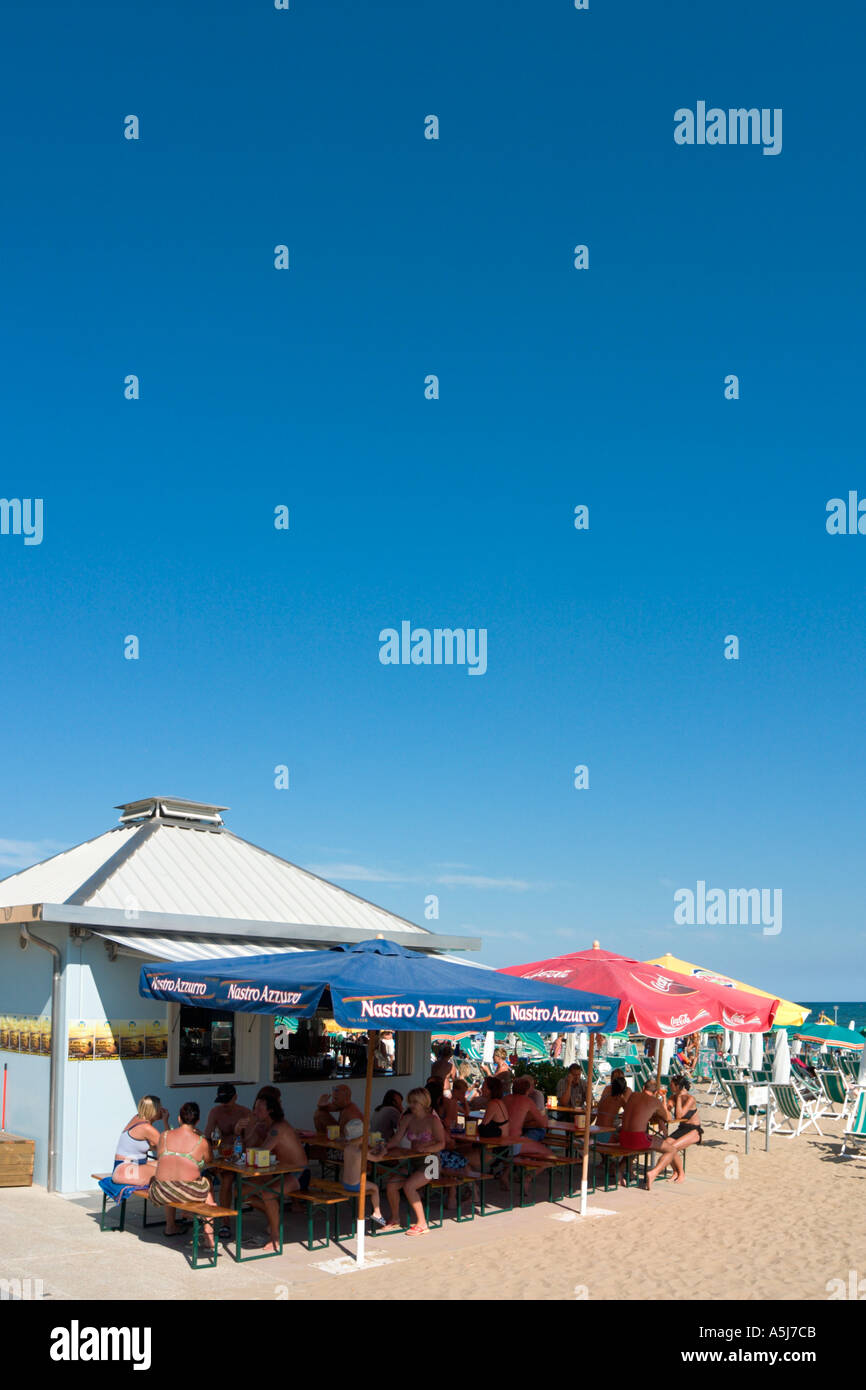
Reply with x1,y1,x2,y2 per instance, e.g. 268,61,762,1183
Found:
0,797,480,1192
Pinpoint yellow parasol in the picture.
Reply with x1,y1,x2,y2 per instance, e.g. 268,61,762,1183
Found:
646,954,809,1028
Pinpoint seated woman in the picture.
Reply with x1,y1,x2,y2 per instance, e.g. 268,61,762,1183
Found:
112,1095,170,1187
482,1047,513,1092
645,1076,702,1190
372,1090,404,1143
428,1079,481,1204
458,1061,484,1107
149,1102,218,1246
379,1088,446,1236
594,1076,628,1142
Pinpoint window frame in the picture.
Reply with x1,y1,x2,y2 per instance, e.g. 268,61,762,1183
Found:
167,1002,260,1088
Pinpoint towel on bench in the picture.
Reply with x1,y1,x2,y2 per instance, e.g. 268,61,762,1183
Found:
98,1175,150,1205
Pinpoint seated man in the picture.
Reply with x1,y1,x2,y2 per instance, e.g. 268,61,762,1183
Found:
503,1076,551,1159
243,1094,310,1253
234,1085,280,1151
314,1083,363,1135
556,1063,587,1111
616,1079,673,1181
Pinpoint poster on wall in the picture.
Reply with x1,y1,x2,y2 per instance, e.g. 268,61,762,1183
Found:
0,1013,51,1055
145,1018,168,1059
64,1018,166,1060
68,1020,95,1061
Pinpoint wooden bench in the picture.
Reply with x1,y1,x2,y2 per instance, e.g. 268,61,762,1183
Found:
170,1202,237,1268
594,1143,686,1192
92,1174,235,1267
512,1156,575,1206
422,1172,495,1226
593,1144,649,1191
290,1183,356,1250
92,1173,160,1233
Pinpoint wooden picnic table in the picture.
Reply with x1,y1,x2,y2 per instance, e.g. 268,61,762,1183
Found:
451,1132,525,1218
210,1158,306,1262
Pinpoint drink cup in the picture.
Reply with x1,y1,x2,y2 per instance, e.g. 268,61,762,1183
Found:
327,1125,340,1140
465,1119,477,1137
547,1095,557,1107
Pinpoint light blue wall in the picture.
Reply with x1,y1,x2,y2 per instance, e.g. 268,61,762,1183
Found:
0,922,65,1187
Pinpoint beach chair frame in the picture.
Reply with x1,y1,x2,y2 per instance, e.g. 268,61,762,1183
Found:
815,1069,850,1120
769,1083,823,1138
840,1089,866,1158
723,1081,772,1132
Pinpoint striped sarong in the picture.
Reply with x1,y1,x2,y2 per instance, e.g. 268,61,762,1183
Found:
149,1175,211,1207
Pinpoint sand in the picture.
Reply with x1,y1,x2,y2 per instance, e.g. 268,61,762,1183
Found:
1,1081,863,1301
287,1086,866,1302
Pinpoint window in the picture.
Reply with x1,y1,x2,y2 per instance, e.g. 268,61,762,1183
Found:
272,1015,414,1083
168,1004,258,1086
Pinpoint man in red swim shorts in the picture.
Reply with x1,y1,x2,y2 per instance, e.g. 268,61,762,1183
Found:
619,1078,673,1151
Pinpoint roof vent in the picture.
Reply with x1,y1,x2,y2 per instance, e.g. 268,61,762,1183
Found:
116,797,227,828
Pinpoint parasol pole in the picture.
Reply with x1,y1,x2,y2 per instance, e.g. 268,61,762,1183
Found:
579,1029,596,1216
355,1028,378,1267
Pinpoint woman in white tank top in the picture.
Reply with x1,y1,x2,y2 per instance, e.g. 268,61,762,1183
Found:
112,1095,169,1186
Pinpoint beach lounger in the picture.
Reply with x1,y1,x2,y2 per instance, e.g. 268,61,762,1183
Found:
723,1081,772,1132
710,1070,737,1109
815,1069,851,1120
839,1089,866,1158
769,1083,823,1138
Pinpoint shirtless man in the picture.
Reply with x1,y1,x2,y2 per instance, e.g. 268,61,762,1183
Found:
618,1079,673,1184
203,1083,252,1212
503,1076,551,1158
313,1083,363,1135
234,1085,280,1150
244,1095,309,1253
430,1044,458,1091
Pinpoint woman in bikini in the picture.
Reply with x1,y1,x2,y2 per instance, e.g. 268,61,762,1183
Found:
111,1095,170,1187
379,1087,446,1236
149,1101,218,1246
645,1075,703,1189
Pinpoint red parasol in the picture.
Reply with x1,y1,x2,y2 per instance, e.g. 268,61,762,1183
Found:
501,942,779,1217
500,942,779,1037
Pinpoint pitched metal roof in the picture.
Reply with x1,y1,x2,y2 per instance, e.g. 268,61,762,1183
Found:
0,797,480,953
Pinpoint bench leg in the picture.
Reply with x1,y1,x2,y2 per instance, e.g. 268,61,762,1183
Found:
455,1179,474,1222
336,1199,355,1242
100,1192,108,1231
118,1197,127,1233
191,1215,218,1269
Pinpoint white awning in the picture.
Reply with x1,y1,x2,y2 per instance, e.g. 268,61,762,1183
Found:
95,931,306,963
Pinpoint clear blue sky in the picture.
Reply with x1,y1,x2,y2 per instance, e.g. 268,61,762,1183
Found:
1,1,864,999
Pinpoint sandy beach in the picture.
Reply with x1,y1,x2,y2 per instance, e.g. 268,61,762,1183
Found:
285,1094,865,1303
2,1081,862,1303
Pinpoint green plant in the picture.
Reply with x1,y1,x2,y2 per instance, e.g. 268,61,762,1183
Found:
524,1060,567,1095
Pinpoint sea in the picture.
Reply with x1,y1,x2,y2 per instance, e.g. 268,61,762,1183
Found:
798,1001,866,1034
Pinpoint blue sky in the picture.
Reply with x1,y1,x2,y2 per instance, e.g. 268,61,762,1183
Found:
1,1,864,999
